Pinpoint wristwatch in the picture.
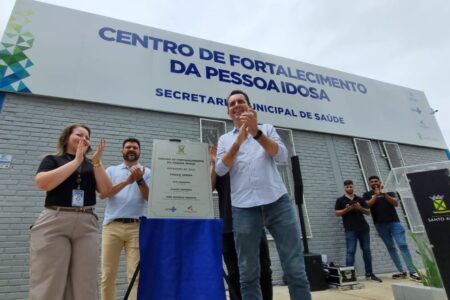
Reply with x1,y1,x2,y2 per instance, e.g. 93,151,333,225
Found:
136,178,145,186
253,129,263,140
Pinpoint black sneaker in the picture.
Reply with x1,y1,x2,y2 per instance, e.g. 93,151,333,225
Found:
366,273,383,282
410,272,421,281
392,272,407,279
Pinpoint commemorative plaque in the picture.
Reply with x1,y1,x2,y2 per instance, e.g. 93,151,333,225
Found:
148,140,214,218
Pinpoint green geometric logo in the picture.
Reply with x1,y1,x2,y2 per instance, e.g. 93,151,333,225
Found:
430,195,450,214
177,145,185,155
0,5,34,93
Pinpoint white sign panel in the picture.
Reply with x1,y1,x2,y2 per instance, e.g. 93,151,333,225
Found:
0,154,12,168
0,0,446,149
148,140,214,219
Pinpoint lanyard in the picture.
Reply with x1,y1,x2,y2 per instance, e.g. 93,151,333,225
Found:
66,155,83,189
76,165,82,189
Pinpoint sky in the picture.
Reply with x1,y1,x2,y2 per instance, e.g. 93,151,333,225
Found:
1,0,449,149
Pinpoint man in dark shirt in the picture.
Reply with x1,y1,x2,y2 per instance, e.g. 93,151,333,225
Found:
335,180,382,282
363,175,420,280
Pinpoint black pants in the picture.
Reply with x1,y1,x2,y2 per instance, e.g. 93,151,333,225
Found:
222,231,273,300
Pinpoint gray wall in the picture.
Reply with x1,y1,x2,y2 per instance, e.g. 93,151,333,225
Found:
289,132,446,279
0,93,447,298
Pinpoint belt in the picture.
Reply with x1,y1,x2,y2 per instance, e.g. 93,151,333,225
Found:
46,206,95,213
114,218,139,223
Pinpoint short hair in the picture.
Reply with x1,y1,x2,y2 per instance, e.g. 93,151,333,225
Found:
56,124,91,156
368,175,380,181
343,180,353,186
227,90,251,106
122,138,141,149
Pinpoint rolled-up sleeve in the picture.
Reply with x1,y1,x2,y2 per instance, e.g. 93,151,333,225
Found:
266,124,288,163
215,135,230,176
144,167,152,185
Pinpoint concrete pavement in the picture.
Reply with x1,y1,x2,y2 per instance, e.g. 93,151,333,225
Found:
271,273,423,300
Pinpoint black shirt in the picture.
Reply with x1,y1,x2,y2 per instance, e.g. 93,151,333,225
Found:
335,195,369,232
362,190,399,224
216,173,232,233
37,154,97,207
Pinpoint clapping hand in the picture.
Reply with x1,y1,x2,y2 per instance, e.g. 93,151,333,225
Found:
91,138,105,164
75,139,90,164
209,145,217,164
240,108,258,136
130,165,145,182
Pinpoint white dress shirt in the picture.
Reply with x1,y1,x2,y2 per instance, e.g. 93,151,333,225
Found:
216,124,288,208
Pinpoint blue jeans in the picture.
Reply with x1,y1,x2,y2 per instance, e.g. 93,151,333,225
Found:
345,230,373,274
232,194,311,300
375,222,415,274
222,231,272,300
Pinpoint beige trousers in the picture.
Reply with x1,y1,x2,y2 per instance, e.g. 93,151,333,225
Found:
101,221,140,300
29,208,99,300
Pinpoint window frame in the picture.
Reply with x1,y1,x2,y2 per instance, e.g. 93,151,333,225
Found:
199,118,227,147
276,127,313,238
353,138,381,190
383,142,406,169
383,142,424,233
200,118,227,218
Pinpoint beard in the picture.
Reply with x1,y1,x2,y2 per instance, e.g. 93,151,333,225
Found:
123,152,140,162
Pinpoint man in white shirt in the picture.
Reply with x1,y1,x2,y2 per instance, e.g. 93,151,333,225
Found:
99,138,151,300
216,90,311,300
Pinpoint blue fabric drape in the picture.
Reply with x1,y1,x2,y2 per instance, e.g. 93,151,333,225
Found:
138,217,226,300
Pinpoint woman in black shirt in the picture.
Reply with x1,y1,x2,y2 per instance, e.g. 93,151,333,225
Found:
30,124,112,300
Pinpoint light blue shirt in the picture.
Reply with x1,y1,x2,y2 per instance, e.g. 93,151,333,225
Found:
216,124,288,208
103,163,151,225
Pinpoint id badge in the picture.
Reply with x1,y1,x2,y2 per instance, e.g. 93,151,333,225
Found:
72,189,84,207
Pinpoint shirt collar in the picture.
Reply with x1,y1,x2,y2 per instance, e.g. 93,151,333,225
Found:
119,162,142,169
344,194,355,200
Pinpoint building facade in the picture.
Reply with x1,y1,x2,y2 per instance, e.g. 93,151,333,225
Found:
0,93,446,298
0,1,448,299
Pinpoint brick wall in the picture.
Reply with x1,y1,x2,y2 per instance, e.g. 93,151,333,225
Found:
0,93,447,298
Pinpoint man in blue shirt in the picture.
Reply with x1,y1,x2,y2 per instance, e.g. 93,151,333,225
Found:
216,90,311,300
99,138,151,300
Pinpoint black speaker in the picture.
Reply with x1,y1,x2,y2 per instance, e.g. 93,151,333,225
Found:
291,156,303,205
304,253,328,291
291,155,309,253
